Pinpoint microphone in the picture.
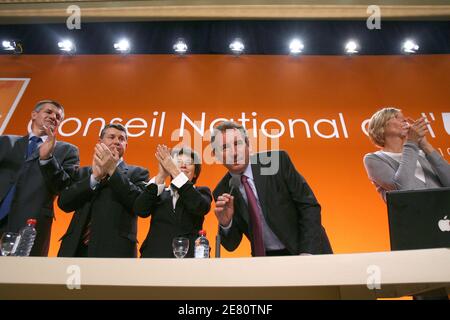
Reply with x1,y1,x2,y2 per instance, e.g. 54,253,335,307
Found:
215,176,241,258
229,175,241,196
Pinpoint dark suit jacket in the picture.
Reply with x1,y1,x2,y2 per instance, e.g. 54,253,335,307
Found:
0,134,79,256
134,181,212,258
57,162,149,258
213,150,332,256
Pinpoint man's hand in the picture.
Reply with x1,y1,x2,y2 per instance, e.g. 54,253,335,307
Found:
39,125,57,160
94,143,119,177
214,193,235,227
92,152,106,181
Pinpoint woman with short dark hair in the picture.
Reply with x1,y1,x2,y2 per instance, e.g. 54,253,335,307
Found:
134,145,212,258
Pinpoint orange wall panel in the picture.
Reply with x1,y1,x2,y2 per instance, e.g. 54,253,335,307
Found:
1,54,449,257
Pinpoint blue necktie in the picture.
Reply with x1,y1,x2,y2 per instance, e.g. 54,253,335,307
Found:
27,136,42,158
0,136,42,221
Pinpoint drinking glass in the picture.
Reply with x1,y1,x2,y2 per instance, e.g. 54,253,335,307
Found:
172,237,189,258
0,232,19,256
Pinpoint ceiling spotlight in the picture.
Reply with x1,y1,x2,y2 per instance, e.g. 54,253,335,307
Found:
58,39,75,54
345,40,359,54
229,39,244,55
173,38,188,55
402,39,419,54
289,39,304,55
114,39,131,53
2,40,23,54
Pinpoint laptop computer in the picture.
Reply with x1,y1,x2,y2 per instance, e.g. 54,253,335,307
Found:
386,187,450,251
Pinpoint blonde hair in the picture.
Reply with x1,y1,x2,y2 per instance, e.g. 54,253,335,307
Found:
368,107,401,147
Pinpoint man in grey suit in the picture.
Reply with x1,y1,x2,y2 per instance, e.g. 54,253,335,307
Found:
0,100,79,256
212,121,332,257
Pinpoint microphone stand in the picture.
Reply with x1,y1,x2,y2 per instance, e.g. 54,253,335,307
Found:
215,225,221,258
215,184,236,258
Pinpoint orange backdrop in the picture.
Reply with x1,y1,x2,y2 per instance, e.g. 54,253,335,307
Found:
1,54,449,257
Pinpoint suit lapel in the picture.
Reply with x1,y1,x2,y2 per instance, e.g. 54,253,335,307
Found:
118,161,128,174
16,135,29,161
174,191,184,223
161,189,177,221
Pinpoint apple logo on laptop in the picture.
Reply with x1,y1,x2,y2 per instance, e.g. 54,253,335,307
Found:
438,216,450,232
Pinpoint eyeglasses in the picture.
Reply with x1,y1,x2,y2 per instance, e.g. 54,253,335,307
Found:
176,158,194,166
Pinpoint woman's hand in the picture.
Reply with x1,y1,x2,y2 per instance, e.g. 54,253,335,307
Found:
406,117,428,144
155,160,170,184
155,144,180,178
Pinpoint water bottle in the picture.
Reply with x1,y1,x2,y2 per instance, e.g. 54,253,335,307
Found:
15,219,37,257
194,230,209,258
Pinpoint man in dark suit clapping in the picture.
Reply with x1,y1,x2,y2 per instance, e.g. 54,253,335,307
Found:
212,121,332,257
57,123,149,258
0,100,79,256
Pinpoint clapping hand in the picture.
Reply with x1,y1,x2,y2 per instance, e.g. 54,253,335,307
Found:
39,125,57,160
155,159,170,185
405,117,435,154
92,149,106,182
155,144,180,178
94,143,119,178
406,117,428,144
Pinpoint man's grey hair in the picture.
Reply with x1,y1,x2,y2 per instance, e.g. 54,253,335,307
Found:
34,100,65,120
210,121,249,148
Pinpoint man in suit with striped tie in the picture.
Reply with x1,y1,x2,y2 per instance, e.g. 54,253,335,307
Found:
211,121,332,257
57,123,149,258
0,100,79,256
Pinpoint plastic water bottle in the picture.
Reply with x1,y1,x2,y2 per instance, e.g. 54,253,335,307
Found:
194,230,209,258
15,219,37,257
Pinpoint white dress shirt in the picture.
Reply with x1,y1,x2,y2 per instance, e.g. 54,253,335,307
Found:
147,172,189,211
